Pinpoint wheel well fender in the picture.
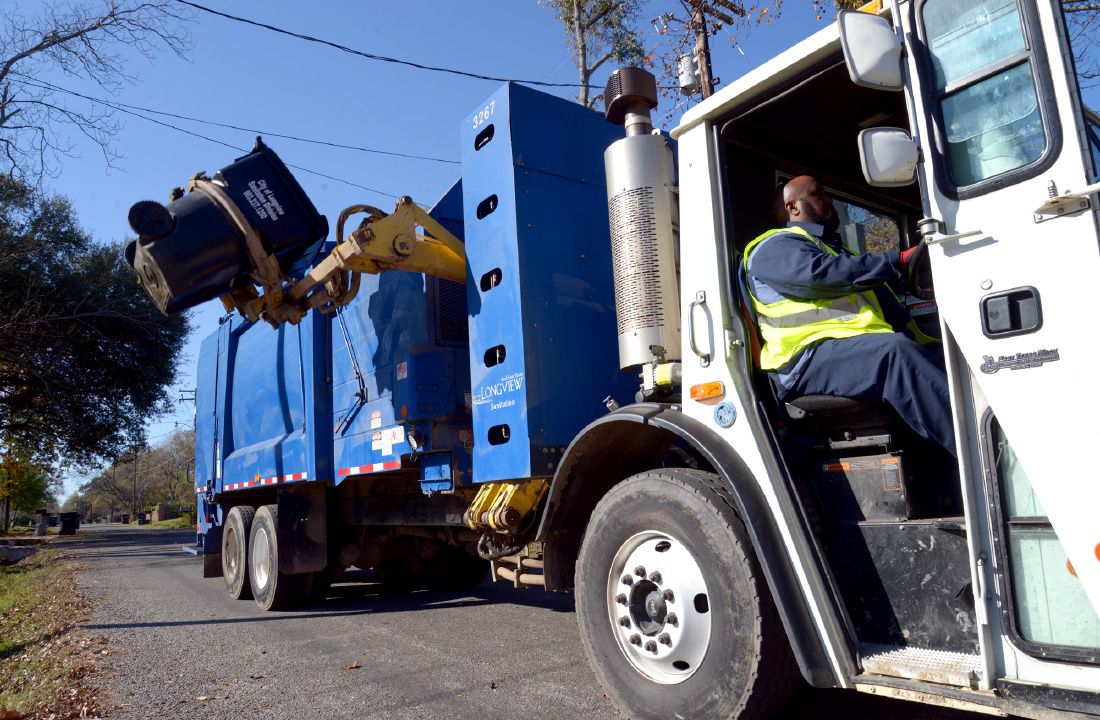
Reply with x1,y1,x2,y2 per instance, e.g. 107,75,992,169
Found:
537,402,836,687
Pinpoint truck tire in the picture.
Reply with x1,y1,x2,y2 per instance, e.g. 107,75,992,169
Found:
222,505,255,600
248,504,303,611
574,468,798,720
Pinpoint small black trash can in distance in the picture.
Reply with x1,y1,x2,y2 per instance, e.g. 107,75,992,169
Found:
126,137,329,315
59,512,80,536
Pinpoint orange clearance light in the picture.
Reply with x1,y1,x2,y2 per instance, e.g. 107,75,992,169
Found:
857,0,883,13
690,381,725,402
401,405,409,419
1067,559,1077,578
1095,542,1100,562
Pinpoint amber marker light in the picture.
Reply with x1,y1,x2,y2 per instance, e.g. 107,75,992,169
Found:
857,0,884,12
689,382,725,402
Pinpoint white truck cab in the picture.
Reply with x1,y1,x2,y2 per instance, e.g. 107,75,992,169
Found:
646,0,1100,715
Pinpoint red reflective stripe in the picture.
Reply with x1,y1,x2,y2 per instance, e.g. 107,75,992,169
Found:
337,461,400,477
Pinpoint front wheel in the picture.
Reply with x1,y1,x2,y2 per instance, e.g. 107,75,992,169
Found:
575,468,798,720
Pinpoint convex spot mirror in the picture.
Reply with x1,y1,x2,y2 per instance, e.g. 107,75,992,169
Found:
858,127,919,187
838,10,904,91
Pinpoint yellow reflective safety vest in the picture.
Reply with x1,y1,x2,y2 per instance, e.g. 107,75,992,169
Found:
742,226,895,371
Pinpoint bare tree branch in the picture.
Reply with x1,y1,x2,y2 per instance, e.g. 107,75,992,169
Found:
0,1,191,186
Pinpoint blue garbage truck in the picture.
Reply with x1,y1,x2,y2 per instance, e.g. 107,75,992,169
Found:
179,81,643,610
127,3,1100,712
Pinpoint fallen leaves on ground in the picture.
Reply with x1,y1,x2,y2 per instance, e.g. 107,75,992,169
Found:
343,662,361,670
0,550,111,719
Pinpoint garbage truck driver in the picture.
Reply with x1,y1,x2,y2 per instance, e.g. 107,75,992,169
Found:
742,175,956,457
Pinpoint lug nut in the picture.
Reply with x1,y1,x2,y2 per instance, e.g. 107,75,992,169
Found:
662,589,674,602
621,574,634,586
619,616,631,628
648,571,662,584
634,565,646,577
658,633,671,645
616,593,628,605
629,634,641,646
645,640,658,653
667,612,678,626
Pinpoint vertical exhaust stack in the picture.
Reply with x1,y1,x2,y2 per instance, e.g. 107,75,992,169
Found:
603,68,681,371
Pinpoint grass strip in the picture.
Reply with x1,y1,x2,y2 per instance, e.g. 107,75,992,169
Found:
0,550,109,719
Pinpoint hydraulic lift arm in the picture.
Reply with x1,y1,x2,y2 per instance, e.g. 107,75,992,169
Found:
222,195,465,327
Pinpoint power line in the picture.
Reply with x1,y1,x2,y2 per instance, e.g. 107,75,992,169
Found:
17,75,458,165
16,78,404,200
118,107,402,199
174,0,597,89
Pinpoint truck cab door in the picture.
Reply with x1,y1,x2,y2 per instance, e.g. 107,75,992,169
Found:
902,0,1100,665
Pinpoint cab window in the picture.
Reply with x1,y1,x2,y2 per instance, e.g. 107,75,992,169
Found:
990,419,1100,654
834,199,900,255
920,0,1051,189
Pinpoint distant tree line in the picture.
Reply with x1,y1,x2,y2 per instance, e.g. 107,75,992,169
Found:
62,429,195,522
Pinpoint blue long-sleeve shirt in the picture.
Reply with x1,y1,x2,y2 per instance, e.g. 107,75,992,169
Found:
745,221,911,390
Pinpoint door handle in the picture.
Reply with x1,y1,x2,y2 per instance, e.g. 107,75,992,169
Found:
688,291,711,367
925,229,984,246
980,286,1042,338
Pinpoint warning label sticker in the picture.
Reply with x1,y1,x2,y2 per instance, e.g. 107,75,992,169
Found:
371,426,406,455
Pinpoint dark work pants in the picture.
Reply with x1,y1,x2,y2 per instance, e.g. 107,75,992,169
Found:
777,333,957,457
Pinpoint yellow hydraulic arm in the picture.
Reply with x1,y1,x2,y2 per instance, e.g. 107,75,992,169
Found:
220,195,465,327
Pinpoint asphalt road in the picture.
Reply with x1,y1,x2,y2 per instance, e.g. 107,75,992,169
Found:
65,525,1010,720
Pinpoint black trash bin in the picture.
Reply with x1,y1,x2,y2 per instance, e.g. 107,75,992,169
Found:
126,138,329,315
59,512,80,536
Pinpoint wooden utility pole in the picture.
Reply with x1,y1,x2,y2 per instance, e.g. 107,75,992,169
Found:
131,452,139,519
691,1,716,98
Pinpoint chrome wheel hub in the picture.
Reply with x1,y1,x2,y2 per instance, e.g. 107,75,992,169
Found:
252,526,272,591
606,531,712,684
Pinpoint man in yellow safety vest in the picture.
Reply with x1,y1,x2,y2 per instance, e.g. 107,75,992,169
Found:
743,176,955,456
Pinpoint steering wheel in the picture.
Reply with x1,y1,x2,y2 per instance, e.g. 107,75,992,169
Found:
906,240,935,301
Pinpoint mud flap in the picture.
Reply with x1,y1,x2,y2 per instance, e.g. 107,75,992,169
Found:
201,526,223,578
277,483,328,575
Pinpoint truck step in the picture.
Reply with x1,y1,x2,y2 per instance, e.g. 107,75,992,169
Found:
491,552,545,588
860,643,982,687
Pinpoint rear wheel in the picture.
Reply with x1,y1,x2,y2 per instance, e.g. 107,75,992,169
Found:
221,505,255,600
575,468,798,720
248,504,304,611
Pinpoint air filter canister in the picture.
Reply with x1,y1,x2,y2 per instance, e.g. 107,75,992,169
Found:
604,132,680,369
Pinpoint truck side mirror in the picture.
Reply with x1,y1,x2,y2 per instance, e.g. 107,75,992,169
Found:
838,10,904,91
858,127,919,187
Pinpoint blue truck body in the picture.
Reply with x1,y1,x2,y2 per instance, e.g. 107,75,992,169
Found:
194,83,635,546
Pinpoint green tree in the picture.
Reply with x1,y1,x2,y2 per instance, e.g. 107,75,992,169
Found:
0,175,191,466
542,0,648,107
0,449,56,534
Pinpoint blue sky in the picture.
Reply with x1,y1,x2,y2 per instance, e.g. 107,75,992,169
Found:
32,1,1095,496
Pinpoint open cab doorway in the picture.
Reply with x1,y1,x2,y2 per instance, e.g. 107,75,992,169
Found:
693,0,1100,706
718,44,980,686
